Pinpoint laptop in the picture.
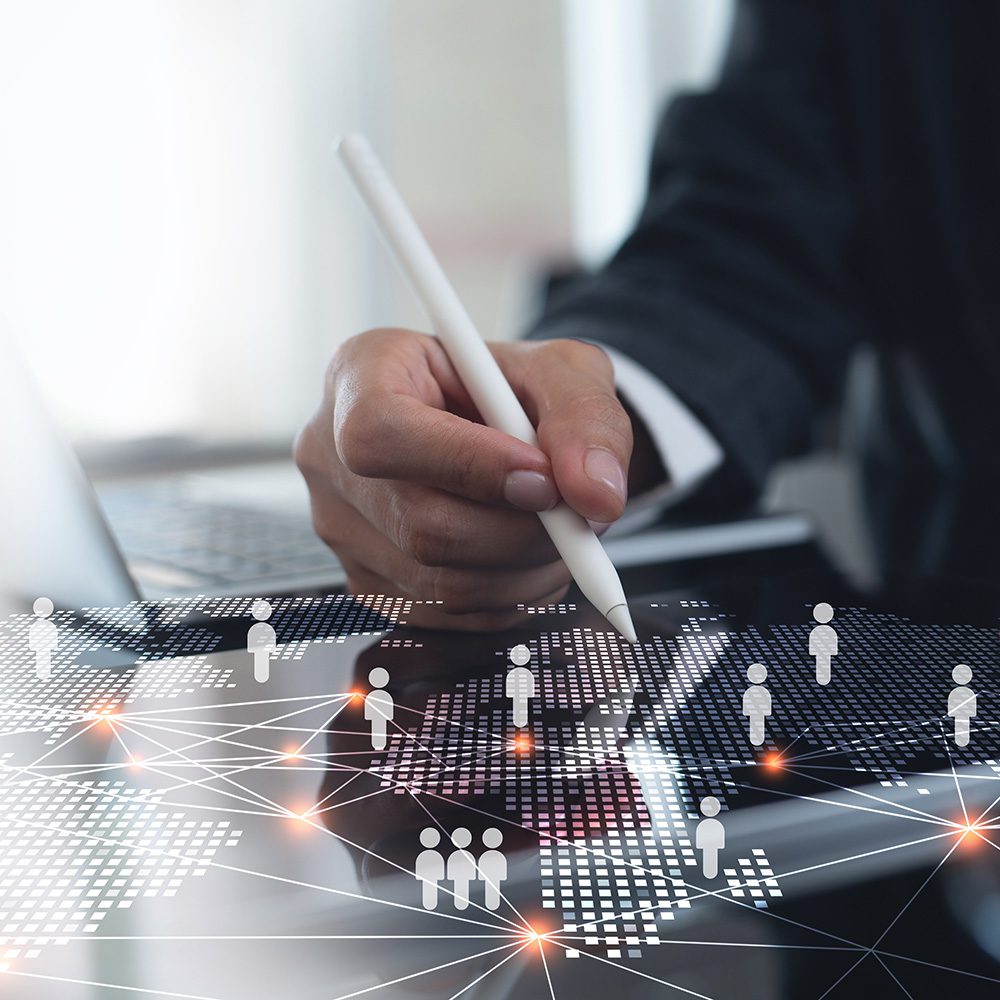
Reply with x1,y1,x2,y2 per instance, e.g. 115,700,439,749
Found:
0,333,345,615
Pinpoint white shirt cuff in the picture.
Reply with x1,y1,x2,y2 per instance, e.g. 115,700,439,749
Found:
593,343,724,536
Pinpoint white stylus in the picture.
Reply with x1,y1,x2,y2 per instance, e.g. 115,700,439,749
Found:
337,133,637,644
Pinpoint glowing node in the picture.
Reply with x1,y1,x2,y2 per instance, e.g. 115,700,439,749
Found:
523,919,548,941
953,816,988,850
286,807,312,827
96,706,119,726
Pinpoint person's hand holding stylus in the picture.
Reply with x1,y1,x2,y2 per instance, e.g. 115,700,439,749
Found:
295,135,658,637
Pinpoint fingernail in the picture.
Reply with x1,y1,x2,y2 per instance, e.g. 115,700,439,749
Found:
584,448,627,505
587,519,612,537
504,470,559,511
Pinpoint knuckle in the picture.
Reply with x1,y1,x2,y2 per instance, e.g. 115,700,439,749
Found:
329,330,410,477
332,327,425,378
294,410,340,482
325,334,363,391
546,337,614,378
334,327,398,361
313,523,337,552
395,498,456,567
292,424,316,476
334,400,384,477
309,507,340,551
294,418,347,497
443,425,489,492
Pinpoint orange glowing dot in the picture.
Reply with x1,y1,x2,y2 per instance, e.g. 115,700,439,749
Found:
286,808,313,828
513,735,532,754
764,753,782,769
524,920,548,942
952,817,989,851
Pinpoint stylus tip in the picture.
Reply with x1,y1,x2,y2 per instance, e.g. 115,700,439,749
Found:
605,604,637,644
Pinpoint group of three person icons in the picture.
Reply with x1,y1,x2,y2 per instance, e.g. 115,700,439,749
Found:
415,826,508,911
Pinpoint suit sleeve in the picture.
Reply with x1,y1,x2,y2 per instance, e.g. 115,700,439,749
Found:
528,0,863,492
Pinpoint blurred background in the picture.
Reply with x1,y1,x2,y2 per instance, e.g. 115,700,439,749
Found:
2,0,892,618
0,0,732,449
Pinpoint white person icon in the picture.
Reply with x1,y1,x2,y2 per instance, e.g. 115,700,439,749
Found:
29,597,58,681
246,599,277,683
415,827,446,910
506,644,535,728
365,668,394,751
809,603,838,685
695,796,725,879
447,828,477,911
478,828,507,911
743,663,771,748
948,663,977,748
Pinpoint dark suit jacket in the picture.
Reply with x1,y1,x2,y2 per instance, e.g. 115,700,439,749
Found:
532,1,1000,495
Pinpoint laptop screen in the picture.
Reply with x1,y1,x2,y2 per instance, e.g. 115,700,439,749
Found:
0,329,139,614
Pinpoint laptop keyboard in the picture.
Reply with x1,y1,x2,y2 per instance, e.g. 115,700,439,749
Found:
98,481,343,592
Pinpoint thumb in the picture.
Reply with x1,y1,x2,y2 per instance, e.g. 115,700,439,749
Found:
519,340,633,523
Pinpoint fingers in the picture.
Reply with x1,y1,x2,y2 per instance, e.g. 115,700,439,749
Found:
499,339,633,524
337,474,560,570
295,329,641,635
299,411,561,572
332,332,559,512
310,489,572,623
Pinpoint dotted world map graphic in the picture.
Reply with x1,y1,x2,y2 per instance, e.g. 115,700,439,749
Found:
0,593,997,997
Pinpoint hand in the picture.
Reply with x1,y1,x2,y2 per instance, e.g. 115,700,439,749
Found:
294,329,650,632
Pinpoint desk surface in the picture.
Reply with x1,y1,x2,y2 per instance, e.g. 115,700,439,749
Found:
1,546,999,998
